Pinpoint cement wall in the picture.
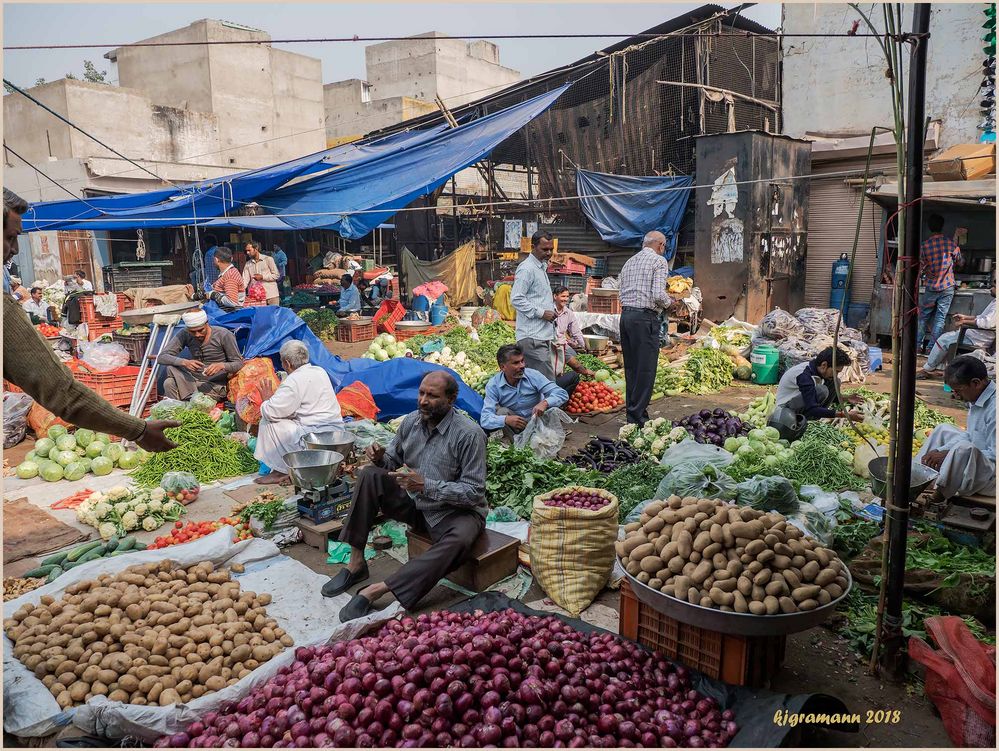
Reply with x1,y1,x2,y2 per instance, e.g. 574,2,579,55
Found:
325,83,437,142
782,4,985,149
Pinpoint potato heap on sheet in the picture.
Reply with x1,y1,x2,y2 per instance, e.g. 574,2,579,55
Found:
3,560,292,708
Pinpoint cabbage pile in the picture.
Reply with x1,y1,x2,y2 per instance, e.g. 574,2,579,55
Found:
362,334,413,362
76,485,186,540
15,425,148,483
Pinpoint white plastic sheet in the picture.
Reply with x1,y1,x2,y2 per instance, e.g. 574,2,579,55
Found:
3,527,401,741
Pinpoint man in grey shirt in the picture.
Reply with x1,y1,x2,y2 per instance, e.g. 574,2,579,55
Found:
326,371,487,622
511,230,558,378
156,309,244,401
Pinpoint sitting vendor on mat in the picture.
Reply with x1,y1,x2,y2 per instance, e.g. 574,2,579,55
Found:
480,344,569,438
323,371,487,622
252,340,345,485
156,309,244,401
767,346,863,441
336,274,362,318
918,355,996,499
553,286,594,397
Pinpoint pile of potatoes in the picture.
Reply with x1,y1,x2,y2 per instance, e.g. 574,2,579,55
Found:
617,496,849,615
3,560,294,709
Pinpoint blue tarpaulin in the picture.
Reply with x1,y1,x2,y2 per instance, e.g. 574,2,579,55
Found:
201,303,484,421
575,168,693,256
261,85,571,239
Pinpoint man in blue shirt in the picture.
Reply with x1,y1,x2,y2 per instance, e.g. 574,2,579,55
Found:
200,235,221,293
480,344,568,437
337,273,361,316
271,244,288,287
511,231,558,379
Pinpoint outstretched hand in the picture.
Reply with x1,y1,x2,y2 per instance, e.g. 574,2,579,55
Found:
137,420,181,452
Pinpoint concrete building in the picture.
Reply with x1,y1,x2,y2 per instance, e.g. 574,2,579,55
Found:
323,32,520,143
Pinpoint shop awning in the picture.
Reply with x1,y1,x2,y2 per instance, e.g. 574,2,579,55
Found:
866,179,997,210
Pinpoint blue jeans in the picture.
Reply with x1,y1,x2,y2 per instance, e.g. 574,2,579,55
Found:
917,287,955,351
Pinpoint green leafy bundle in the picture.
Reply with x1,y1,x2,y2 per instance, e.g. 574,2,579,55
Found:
485,442,596,519
682,348,734,394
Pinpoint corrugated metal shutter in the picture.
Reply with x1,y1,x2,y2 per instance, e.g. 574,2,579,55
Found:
804,157,894,309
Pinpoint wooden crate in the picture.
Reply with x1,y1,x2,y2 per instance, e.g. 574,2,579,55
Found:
407,528,519,591
619,581,786,687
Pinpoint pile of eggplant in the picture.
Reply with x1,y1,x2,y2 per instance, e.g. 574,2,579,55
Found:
673,408,749,447
567,438,641,472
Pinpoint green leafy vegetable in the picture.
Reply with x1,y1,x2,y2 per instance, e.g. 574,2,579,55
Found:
681,348,734,394
485,442,596,519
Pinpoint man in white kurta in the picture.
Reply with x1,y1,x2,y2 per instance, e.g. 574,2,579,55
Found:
253,340,345,485
917,355,996,499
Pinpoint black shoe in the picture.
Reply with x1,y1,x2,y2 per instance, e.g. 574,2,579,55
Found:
321,564,369,598
339,593,373,623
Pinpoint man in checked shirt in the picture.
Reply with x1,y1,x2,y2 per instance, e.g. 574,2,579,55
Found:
917,213,962,354
618,231,672,426
324,371,487,622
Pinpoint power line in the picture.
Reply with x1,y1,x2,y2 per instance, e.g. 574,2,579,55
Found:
3,143,106,208
3,31,927,51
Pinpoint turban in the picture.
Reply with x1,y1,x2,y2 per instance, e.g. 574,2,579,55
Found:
182,309,208,327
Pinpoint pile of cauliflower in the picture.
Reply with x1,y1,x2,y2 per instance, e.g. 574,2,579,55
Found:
423,346,491,387
76,485,185,540
619,420,689,460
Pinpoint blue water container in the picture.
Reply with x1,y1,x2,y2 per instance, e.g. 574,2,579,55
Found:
868,346,883,371
430,298,448,326
412,294,430,312
830,253,850,312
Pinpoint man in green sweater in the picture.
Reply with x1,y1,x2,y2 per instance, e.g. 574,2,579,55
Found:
3,188,177,450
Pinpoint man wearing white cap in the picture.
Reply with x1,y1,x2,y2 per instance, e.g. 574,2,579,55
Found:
156,309,244,401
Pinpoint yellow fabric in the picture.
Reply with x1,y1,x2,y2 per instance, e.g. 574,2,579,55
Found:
400,240,479,306
492,284,515,321
529,487,619,616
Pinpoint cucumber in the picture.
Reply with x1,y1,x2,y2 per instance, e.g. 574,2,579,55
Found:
132,542,147,550
105,536,120,553
45,566,63,583
75,549,105,565
116,536,137,552
66,540,103,562
40,551,69,567
22,564,57,579
110,550,134,556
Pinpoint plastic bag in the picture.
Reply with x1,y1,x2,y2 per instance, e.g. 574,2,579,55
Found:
246,281,267,302
798,485,841,516
514,408,573,460
732,475,799,515
345,419,397,450
758,308,804,340
3,393,34,448
337,381,379,421
659,439,734,470
216,411,235,435
160,471,201,505
786,501,837,545
149,398,187,420
79,342,130,373
188,392,217,413
655,462,735,500
487,506,520,523
227,357,280,426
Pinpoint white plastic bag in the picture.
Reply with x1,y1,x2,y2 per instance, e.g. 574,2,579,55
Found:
514,408,573,459
659,438,735,469
79,341,130,372
3,393,34,448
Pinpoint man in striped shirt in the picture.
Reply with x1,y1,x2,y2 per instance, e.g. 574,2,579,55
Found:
325,371,487,622
511,231,558,378
208,246,244,311
618,231,672,426
917,213,962,354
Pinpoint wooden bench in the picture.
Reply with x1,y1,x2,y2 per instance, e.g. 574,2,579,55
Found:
406,528,519,591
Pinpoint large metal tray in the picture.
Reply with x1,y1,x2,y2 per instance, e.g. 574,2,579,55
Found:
340,316,374,326
623,567,852,637
120,300,202,325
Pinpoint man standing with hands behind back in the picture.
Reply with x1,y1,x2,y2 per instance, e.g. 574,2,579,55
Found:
618,230,672,426
511,230,557,378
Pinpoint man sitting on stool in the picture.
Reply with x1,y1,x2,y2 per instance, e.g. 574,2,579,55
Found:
480,344,568,438
324,371,487,622
918,355,995,499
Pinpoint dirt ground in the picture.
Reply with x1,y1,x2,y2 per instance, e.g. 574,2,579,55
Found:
2,345,963,747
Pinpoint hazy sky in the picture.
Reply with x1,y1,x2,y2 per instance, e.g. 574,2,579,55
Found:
3,2,782,87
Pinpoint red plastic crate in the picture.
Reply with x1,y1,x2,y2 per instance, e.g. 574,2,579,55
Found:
548,260,587,275
374,300,407,334
619,581,785,686
588,292,621,315
335,322,375,343
68,362,157,409
78,293,133,325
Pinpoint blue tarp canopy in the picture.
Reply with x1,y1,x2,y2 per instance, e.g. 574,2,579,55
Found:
575,168,694,256
202,303,484,421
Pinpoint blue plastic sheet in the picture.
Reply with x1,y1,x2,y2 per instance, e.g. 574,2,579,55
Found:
201,303,484,420
575,168,693,255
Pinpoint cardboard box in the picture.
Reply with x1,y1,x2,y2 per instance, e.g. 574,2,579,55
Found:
927,143,996,181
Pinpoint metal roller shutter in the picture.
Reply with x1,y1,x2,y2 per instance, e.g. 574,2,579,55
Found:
804,157,894,309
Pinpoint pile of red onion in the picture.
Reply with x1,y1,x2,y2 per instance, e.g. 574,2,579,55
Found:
155,609,738,748
543,490,611,511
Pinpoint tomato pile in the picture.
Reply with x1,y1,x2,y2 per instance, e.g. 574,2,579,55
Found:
566,381,624,414
37,323,61,337
147,517,252,549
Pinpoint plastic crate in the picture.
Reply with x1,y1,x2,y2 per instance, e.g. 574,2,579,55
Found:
593,257,609,277
548,259,588,275
102,265,164,292
548,274,587,295
335,322,375,343
588,292,621,315
374,300,407,334
78,293,133,324
112,332,151,364
69,363,157,409
619,581,786,686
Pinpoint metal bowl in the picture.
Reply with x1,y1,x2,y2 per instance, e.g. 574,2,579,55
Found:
868,457,938,501
303,430,356,459
283,449,344,490
395,320,431,330
340,316,373,326
623,567,853,637
583,334,610,352
590,288,619,298
121,300,202,326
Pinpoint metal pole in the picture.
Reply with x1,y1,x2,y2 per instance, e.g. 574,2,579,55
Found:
880,2,930,680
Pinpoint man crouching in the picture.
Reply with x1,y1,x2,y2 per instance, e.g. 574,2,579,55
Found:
323,371,487,622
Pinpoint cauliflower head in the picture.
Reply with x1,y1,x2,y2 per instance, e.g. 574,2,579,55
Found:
120,511,139,531
150,487,167,502
619,424,638,439
632,437,646,449
650,438,666,455
107,486,130,501
93,502,113,520
134,503,149,517
141,516,160,532
98,521,119,540
148,498,163,513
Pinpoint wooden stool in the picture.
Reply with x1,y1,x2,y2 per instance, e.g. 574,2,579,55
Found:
406,528,519,591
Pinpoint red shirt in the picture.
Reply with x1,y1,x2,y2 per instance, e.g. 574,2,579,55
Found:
213,265,244,305
920,234,961,291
